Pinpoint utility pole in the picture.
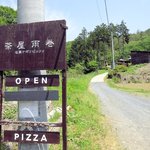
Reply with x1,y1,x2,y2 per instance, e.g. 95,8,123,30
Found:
111,32,115,69
104,0,115,69
17,0,48,149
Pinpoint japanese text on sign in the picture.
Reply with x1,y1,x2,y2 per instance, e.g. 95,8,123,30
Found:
5,39,55,55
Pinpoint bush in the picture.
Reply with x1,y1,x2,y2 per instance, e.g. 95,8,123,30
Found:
74,63,84,74
68,64,84,76
114,65,128,72
107,65,127,82
112,76,121,83
84,61,98,74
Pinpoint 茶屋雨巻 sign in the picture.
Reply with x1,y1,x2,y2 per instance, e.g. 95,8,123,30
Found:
0,20,66,71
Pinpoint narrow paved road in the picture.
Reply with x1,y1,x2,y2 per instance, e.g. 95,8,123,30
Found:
90,73,150,150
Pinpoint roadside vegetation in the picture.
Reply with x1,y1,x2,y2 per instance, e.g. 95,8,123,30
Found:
107,64,150,97
50,69,122,150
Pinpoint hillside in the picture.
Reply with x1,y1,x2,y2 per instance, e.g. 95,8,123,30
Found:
121,64,150,83
107,64,150,97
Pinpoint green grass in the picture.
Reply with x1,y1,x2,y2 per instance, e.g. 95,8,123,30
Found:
107,64,150,97
50,70,122,150
49,111,61,122
67,71,105,149
107,79,150,97
125,64,145,74
3,102,17,119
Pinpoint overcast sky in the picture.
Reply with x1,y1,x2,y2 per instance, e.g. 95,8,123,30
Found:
1,0,150,41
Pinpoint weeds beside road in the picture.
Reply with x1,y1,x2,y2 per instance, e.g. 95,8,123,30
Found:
107,79,150,97
51,70,121,150
107,64,150,97
67,70,121,150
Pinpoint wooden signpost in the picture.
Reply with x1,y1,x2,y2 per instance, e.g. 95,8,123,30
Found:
0,20,67,149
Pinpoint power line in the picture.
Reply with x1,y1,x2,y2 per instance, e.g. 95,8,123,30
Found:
104,0,115,69
104,0,109,25
96,0,103,23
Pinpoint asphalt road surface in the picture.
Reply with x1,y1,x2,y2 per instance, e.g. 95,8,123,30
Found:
90,73,150,150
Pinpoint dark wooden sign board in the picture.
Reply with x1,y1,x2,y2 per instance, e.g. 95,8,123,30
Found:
6,75,59,87
4,130,60,144
0,20,67,150
0,20,66,71
5,90,59,101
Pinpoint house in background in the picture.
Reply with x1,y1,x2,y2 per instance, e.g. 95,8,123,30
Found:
131,51,150,64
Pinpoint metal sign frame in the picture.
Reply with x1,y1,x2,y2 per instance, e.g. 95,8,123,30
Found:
0,20,67,150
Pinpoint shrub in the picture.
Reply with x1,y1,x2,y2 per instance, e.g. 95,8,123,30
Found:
84,61,98,74
114,65,128,73
68,64,84,77
74,63,84,74
107,65,127,82
112,76,121,83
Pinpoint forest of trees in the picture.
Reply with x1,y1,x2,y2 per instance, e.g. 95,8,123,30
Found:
67,21,130,73
0,6,150,74
67,22,150,73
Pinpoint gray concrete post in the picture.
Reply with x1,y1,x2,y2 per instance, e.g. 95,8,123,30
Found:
17,0,48,149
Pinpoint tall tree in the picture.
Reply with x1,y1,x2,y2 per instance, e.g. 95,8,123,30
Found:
68,27,92,67
91,23,110,68
68,36,82,67
79,27,88,65
116,21,129,58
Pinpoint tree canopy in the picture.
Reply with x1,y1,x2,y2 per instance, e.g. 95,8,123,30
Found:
67,21,130,72
0,6,17,25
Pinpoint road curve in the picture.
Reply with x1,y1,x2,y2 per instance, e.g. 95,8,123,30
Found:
90,73,150,150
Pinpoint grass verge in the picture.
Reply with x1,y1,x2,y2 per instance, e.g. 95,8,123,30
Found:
107,64,150,97
107,79,150,97
50,70,122,150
